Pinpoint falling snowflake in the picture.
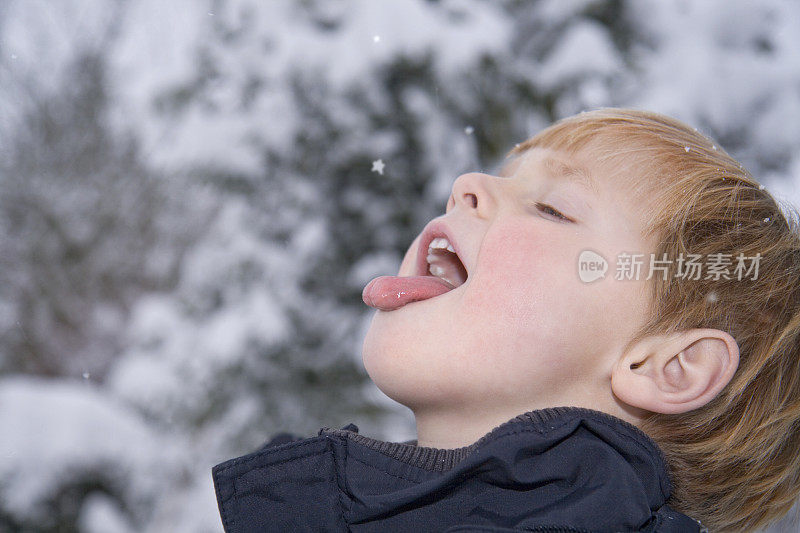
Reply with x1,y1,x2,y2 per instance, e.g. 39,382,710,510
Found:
464,126,474,135
684,146,691,152
763,217,771,223
706,291,718,303
373,35,380,43
371,159,385,175
712,145,717,151
758,184,766,190
82,372,91,380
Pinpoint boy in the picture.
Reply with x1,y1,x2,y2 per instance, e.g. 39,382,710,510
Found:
213,108,800,532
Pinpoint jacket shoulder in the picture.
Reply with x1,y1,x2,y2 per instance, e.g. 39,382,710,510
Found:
212,434,347,533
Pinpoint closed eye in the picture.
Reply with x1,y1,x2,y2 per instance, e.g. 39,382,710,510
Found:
535,202,573,223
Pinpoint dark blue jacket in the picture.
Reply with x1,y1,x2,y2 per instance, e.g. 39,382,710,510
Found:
212,406,707,532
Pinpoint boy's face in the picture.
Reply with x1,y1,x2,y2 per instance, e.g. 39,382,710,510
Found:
361,146,658,418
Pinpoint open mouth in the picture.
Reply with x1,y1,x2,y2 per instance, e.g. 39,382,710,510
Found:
415,219,470,293
425,237,468,290
362,223,469,311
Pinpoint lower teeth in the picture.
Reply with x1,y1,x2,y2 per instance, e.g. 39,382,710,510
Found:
428,264,455,287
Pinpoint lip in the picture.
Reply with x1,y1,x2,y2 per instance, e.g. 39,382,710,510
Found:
415,218,469,279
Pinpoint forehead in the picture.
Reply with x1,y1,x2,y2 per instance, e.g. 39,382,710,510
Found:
498,146,659,222
498,148,597,192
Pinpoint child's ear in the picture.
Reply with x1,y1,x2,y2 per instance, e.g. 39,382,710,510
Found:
611,329,739,414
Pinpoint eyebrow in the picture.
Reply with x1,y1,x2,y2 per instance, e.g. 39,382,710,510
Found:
497,156,598,194
542,157,599,194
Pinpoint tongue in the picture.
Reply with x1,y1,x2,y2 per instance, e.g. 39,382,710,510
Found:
362,275,454,311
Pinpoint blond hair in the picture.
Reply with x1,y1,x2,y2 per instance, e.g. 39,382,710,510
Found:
508,108,800,532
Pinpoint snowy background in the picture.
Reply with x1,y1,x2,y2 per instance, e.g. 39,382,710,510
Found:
0,0,799,531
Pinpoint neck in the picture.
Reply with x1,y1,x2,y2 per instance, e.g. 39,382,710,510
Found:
413,398,646,449
412,403,538,449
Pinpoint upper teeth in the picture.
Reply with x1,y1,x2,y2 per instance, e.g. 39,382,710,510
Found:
425,236,464,288
428,237,456,253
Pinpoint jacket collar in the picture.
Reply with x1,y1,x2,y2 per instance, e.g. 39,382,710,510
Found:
319,405,673,505
213,406,701,532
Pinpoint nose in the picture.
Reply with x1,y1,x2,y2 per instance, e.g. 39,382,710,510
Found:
446,172,498,218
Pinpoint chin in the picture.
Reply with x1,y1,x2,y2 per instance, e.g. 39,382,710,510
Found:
361,310,456,409
361,315,423,408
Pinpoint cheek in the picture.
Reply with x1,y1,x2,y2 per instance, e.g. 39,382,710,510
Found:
462,223,582,343
459,220,643,376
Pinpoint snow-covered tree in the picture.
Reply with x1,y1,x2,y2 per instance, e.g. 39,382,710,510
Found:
0,0,798,531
